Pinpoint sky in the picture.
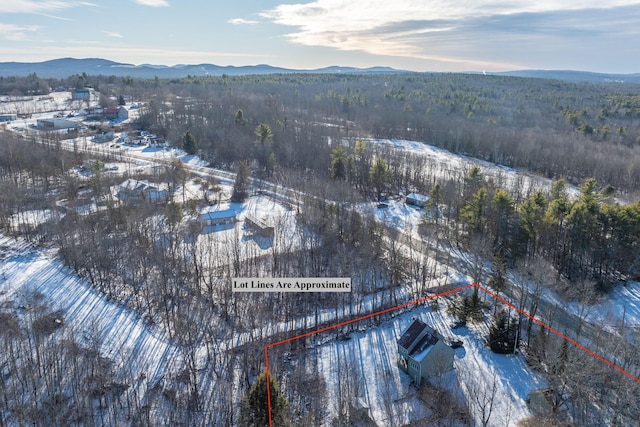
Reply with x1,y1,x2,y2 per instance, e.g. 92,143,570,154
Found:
0,0,639,73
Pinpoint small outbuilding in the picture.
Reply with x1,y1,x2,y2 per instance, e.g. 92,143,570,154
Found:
405,192,429,208
397,319,454,385
245,214,274,237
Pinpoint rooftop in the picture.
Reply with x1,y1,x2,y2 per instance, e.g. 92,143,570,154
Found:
398,319,427,350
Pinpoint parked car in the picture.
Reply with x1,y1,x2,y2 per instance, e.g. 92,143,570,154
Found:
449,340,464,349
450,320,466,330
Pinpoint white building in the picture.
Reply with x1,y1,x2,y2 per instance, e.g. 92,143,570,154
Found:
200,210,237,228
36,118,79,131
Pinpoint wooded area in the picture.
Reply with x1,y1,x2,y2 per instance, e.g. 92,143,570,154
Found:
1,71,639,425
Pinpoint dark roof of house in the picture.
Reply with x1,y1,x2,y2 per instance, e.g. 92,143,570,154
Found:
398,319,427,350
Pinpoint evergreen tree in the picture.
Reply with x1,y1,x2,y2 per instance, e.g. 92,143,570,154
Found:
232,161,250,203
447,287,483,322
182,129,197,155
89,160,103,195
463,166,484,200
425,183,442,224
488,310,518,354
490,189,514,249
240,371,289,427
330,146,347,180
165,201,183,228
487,248,507,295
369,157,390,200
255,122,273,144
460,187,487,235
517,190,547,256
235,109,247,126
468,286,483,322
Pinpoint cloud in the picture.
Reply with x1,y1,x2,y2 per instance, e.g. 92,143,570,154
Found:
0,22,40,40
133,0,169,7
0,1,96,14
228,18,259,25
261,0,640,69
103,31,123,38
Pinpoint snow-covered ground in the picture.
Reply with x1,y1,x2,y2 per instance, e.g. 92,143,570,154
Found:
310,303,546,426
194,195,300,271
115,143,210,168
367,138,580,199
512,271,640,338
0,235,182,404
592,282,640,331
370,198,425,233
0,92,74,115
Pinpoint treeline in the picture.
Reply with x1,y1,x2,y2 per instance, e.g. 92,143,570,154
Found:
437,166,640,287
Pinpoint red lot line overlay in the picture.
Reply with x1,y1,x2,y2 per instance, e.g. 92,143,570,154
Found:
263,283,640,426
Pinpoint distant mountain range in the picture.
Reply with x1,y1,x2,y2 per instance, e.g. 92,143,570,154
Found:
0,58,404,79
0,58,638,84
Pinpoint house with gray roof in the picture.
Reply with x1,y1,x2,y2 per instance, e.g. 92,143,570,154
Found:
405,192,429,208
397,319,454,385
200,209,237,228
115,179,169,203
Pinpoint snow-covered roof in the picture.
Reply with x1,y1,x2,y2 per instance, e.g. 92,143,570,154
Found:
398,319,427,350
398,318,440,360
406,192,429,203
200,209,236,220
119,178,152,192
410,332,439,362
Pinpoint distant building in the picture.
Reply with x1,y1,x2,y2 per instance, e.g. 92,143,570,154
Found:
405,192,429,208
36,118,79,131
92,132,115,143
72,89,90,101
245,214,274,237
104,106,129,120
117,106,129,120
0,114,17,122
200,210,237,228
115,179,168,203
397,319,454,385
